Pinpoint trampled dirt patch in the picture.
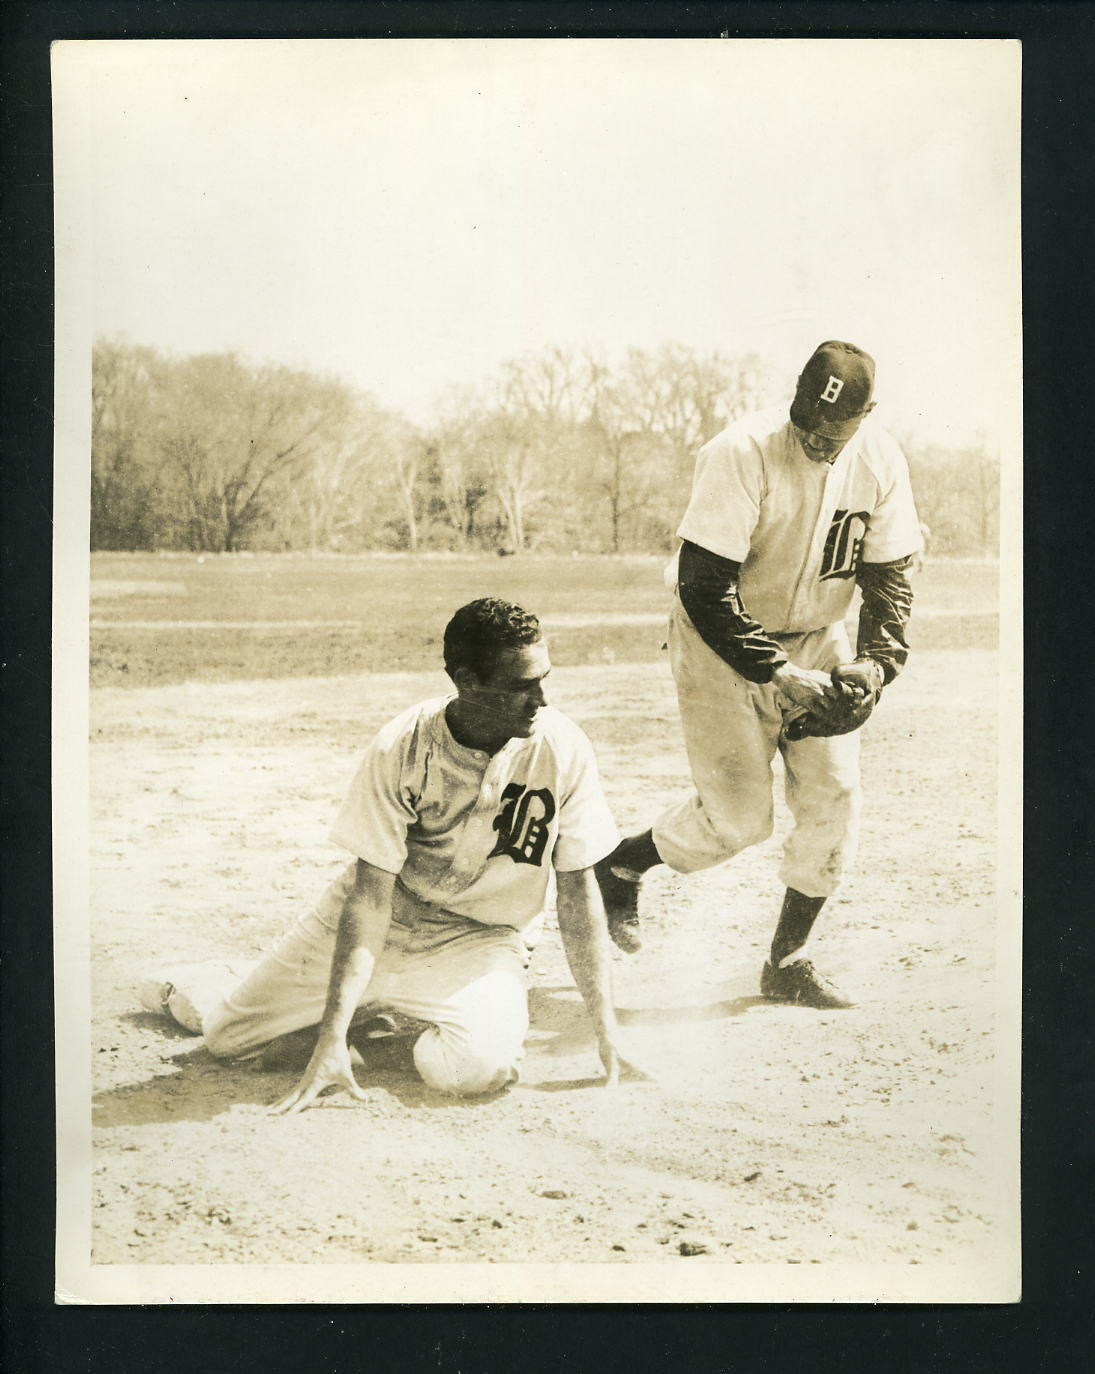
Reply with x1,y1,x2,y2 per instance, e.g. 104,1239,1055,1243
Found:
86,649,1008,1282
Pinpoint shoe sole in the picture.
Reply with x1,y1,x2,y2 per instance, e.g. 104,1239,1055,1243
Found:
595,861,642,954
608,921,642,954
760,964,854,1009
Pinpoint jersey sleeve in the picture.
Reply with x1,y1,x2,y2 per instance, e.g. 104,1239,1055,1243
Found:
861,433,923,563
550,725,620,873
677,540,788,683
676,430,764,562
328,718,417,874
856,555,914,683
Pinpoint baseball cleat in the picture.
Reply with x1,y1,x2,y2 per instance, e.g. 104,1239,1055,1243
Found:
352,1012,399,1039
760,959,855,1009
258,1015,400,1072
257,1027,321,1073
594,855,643,953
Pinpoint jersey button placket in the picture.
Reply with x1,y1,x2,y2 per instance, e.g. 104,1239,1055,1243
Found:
787,459,829,628
465,755,506,865
441,751,492,893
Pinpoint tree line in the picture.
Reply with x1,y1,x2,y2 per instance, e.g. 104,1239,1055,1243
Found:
91,337,999,557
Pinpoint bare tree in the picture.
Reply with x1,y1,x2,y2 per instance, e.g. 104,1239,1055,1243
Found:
442,342,787,554
904,437,1000,556
91,338,174,548
600,344,780,547
274,421,367,551
480,410,538,552
479,353,585,551
499,347,588,428
265,393,424,552
581,354,660,552
93,334,871,557
622,344,776,457
424,386,491,548
969,445,1000,554
159,354,359,552
386,423,426,552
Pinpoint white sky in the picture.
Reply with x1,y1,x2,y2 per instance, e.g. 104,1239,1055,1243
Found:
56,38,1020,447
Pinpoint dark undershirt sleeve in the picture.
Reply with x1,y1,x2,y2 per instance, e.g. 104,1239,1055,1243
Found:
676,539,788,683
855,555,915,684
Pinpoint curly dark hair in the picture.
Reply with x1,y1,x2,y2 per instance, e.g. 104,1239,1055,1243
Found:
443,597,542,680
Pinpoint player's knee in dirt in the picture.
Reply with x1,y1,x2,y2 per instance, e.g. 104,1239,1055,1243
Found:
442,1057,517,1097
412,1027,521,1097
202,1004,252,1059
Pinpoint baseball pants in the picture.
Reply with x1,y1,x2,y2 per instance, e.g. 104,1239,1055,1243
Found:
202,882,531,1097
652,596,861,898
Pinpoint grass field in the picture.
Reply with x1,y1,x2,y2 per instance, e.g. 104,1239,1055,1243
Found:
90,552,998,686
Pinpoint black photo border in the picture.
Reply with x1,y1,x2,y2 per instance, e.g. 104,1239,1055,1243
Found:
3,2,1092,1369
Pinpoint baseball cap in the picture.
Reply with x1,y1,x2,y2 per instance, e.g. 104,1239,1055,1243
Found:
789,341,876,440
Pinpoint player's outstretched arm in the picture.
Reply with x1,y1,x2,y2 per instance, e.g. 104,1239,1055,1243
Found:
556,867,649,1087
269,860,396,1115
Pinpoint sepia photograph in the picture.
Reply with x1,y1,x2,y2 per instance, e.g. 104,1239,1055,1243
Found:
52,37,1021,1304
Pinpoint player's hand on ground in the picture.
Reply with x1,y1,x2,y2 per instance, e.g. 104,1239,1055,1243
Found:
772,662,838,712
268,1035,368,1115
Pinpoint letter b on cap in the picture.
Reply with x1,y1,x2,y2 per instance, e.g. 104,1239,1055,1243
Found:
820,375,844,404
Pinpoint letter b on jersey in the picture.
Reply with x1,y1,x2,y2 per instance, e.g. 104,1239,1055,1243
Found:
489,783,556,866
820,509,870,580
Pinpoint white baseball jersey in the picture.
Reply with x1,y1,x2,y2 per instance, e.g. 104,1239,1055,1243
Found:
324,696,619,937
670,406,921,634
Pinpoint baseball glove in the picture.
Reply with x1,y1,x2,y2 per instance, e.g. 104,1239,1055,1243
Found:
783,660,884,741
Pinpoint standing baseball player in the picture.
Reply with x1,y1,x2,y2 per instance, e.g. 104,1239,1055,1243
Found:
202,597,642,1108
596,341,920,1007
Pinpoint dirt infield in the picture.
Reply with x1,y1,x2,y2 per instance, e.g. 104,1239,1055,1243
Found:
88,640,1006,1276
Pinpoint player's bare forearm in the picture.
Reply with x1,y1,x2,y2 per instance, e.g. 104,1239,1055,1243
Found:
557,868,618,1035
556,868,648,1085
269,860,395,1115
316,861,395,1042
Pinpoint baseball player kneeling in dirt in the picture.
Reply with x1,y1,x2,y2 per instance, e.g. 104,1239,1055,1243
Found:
202,597,644,1111
596,341,920,1009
